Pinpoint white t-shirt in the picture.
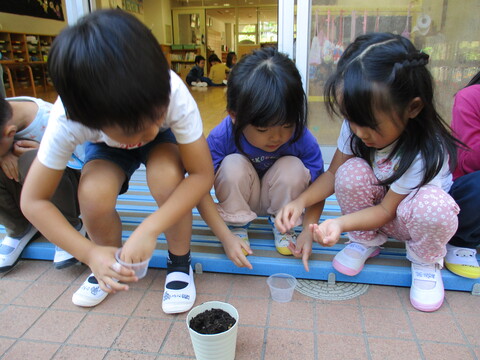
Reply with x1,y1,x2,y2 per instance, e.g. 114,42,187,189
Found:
337,120,453,194
8,96,84,169
38,71,203,170
9,96,50,142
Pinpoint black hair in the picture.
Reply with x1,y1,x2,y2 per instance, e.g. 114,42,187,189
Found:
208,54,221,65
465,71,480,87
325,32,460,189
0,97,13,136
226,52,236,68
195,55,205,64
227,47,307,153
48,9,171,132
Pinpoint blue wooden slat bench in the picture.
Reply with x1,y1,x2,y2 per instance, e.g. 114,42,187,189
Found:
5,168,480,294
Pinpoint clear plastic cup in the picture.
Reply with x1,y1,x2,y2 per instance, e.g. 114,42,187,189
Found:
267,273,297,303
114,248,151,279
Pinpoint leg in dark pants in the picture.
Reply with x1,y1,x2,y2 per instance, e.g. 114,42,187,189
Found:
448,171,480,248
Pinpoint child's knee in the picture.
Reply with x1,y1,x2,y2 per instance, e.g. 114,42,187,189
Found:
78,184,117,217
267,156,310,188
335,158,374,191
219,154,250,171
148,162,185,204
408,186,460,231
215,154,252,184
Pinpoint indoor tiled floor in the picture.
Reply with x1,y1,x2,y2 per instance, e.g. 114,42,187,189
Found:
2,84,479,360
0,259,480,359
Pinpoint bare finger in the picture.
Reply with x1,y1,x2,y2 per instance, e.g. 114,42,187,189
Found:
302,252,310,272
240,255,253,269
105,276,129,292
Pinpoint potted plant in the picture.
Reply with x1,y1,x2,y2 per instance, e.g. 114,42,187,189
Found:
186,301,239,360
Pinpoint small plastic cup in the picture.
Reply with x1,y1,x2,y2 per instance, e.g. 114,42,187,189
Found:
266,273,297,303
114,248,151,279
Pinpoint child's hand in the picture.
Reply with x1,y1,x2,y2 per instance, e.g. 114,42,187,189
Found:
87,245,137,293
288,228,312,272
121,234,156,264
223,232,253,269
309,219,341,247
275,199,304,233
0,152,19,182
13,140,40,157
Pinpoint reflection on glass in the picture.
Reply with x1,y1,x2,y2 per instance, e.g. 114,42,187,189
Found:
178,13,202,45
307,0,480,146
238,8,258,44
259,7,277,44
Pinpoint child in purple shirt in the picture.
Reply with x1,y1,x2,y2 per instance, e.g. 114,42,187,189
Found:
198,47,324,269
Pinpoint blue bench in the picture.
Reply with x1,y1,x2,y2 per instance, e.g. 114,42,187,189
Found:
7,168,480,294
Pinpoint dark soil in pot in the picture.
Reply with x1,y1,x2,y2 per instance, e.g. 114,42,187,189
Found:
189,308,236,334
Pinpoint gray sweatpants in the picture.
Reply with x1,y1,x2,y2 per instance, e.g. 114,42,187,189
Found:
0,150,81,237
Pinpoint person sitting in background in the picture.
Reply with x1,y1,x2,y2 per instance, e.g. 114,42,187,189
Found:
186,55,213,87
0,96,85,272
208,54,229,86
445,71,480,279
226,52,237,69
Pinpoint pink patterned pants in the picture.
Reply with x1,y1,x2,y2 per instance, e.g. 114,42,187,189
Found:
335,158,459,265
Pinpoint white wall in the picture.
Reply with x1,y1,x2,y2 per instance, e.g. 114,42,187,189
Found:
144,0,172,44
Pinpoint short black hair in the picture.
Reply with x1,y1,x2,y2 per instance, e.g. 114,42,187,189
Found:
208,54,221,64
0,97,13,137
226,52,236,68
48,9,171,132
194,55,205,64
226,47,307,153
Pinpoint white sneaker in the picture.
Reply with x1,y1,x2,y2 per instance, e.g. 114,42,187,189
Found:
53,223,86,269
162,266,196,314
444,244,480,279
410,263,444,312
191,81,199,87
222,79,228,85
199,82,208,87
268,216,296,256
53,247,79,269
332,242,381,276
0,225,38,273
72,274,108,307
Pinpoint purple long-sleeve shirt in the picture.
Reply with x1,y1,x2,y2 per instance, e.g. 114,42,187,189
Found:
207,116,324,181
452,84,480,180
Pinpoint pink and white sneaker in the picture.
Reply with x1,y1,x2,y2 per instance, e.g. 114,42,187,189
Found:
332,242,380,276
410,262,444,312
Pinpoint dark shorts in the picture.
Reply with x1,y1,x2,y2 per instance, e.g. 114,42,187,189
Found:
84,129,177,194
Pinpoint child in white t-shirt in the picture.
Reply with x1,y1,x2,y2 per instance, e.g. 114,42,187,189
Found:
276,33,461,312
21,10,214,314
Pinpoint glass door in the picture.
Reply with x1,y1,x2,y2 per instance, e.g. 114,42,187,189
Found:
205,8,236,69
172,8,206,54
236,7,260,58
171,8,206,79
